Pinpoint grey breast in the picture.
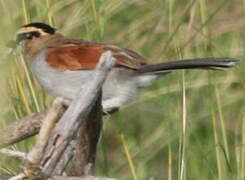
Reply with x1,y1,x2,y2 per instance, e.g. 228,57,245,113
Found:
30,51,92,100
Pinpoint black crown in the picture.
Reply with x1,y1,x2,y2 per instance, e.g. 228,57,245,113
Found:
22,22,56,34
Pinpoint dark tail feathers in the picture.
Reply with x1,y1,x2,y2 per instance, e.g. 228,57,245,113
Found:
139,58,239,74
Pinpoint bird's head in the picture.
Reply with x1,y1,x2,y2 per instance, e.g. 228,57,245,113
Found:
16,22,56,45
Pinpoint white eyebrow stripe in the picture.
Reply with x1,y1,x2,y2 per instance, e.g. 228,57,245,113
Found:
17,27,49,36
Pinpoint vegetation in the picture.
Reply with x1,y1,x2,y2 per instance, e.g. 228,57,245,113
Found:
0,0,244,179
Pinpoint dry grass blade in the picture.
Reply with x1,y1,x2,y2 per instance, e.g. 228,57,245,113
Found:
120,134,138,180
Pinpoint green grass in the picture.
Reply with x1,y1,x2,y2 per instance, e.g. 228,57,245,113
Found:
0,0,244,179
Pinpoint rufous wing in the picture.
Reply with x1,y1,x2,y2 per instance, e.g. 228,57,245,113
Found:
46,43,147,71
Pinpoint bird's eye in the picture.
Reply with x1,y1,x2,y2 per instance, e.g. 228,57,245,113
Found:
16,31,41,43
25,33,32,39
30,31,40,38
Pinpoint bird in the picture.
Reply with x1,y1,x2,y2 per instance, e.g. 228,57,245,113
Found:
16,22,239,114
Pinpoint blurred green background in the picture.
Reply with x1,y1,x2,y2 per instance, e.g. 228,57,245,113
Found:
0,0,244,179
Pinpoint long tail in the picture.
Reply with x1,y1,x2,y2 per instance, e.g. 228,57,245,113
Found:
139,58,239,74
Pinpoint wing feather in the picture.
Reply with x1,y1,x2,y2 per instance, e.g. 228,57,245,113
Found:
46,43,147,71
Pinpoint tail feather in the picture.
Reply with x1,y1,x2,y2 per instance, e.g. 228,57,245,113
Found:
139,58,239,74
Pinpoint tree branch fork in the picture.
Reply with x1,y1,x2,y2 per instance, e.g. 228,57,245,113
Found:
0,51,117,180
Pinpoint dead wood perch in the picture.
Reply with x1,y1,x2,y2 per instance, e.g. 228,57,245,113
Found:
39,51,116,178
0,111,48,148
0,148,27,159
24,98,67,179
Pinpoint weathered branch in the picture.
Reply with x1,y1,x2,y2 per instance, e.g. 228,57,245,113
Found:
8,173,25,180
0,148,26,159
0,98,66,149
53,140,76,175
39,51,115,178
70,92,103,176
24,98,66,179
0,111,47,148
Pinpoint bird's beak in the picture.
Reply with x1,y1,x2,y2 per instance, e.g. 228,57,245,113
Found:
15,32,26,45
